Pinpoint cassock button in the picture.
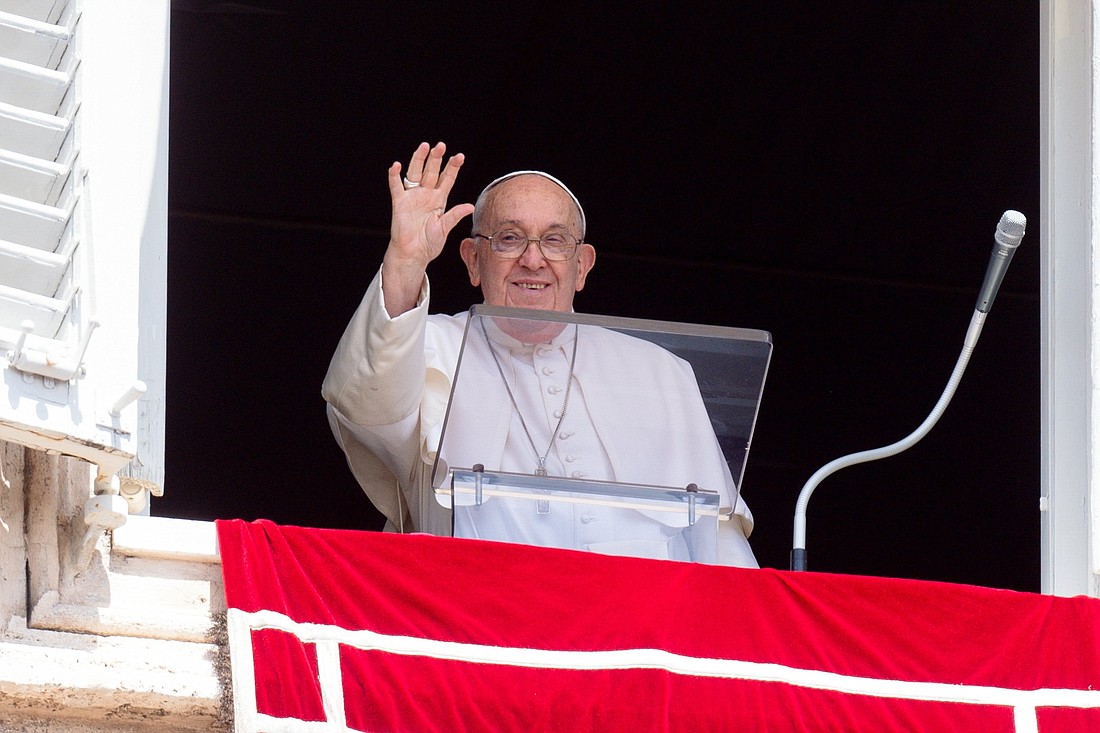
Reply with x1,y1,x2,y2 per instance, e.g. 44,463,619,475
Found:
553,409,563,419
548,385,561,395
571,471,587,478
580,514,595,524
542,366,555,376
565,455,577,462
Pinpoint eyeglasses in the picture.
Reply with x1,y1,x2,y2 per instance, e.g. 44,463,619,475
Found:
471,230,581,261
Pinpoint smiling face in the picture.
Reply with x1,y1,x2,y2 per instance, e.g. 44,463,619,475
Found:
459,174,595,313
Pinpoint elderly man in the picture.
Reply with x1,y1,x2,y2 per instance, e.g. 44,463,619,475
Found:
323,142,757,567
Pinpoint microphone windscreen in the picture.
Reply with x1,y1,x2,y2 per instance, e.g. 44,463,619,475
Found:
995,210,1027,248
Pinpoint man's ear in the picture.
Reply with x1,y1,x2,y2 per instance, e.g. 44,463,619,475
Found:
459,238,481,287
574,243,596,291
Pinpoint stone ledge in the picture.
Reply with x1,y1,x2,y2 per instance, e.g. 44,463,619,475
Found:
0,617,221,731
29,516,225,644
111,516,220,564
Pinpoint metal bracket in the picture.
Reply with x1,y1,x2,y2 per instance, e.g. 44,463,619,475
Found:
7,318,99,383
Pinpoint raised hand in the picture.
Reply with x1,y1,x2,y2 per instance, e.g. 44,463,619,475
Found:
381,142,475,316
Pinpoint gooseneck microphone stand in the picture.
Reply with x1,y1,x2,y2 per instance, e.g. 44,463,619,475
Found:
791,210,1027,572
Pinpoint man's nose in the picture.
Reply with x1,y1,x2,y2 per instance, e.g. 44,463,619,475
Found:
518,238,548,267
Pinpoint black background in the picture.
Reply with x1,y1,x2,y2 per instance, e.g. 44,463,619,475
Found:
163,2,1040,590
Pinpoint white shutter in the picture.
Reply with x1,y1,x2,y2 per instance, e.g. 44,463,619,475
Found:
0,2,79,359
0,0,169,502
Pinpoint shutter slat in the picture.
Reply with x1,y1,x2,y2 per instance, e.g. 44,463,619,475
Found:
0,191,70,250
0,57,71,115
0,9,71,68
0,147,69,205
0,2,68,25
0,236,70,295
0,101,69,159
0,280,72,337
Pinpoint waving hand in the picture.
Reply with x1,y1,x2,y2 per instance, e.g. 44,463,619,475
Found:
381,142,474,315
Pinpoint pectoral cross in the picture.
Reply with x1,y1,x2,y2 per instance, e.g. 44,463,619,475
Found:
535,461,550,514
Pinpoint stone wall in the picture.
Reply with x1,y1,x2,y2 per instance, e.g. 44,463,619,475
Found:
0,442,224,731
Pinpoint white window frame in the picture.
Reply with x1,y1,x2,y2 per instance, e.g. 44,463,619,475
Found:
1041,0,1098,597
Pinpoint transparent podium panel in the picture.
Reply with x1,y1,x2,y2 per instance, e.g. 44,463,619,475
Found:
428,305,771,564
444,467,721,562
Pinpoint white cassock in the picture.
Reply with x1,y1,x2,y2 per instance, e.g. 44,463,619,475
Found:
323,269,757,567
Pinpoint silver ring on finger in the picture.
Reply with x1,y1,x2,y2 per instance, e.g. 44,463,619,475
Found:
403,177,421,189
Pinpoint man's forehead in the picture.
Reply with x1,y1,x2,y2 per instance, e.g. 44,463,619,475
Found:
479,170,586,235
489,216,575,233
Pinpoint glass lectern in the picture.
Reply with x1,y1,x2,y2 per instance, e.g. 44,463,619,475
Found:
429,305,771,564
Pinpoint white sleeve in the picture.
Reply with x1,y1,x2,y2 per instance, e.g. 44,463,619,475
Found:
321,268,431,527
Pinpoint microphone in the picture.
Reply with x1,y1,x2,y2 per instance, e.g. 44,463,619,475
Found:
975,210,1027,313
791,210,1027,572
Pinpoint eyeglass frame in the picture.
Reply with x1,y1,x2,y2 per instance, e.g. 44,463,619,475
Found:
470,229,584,261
